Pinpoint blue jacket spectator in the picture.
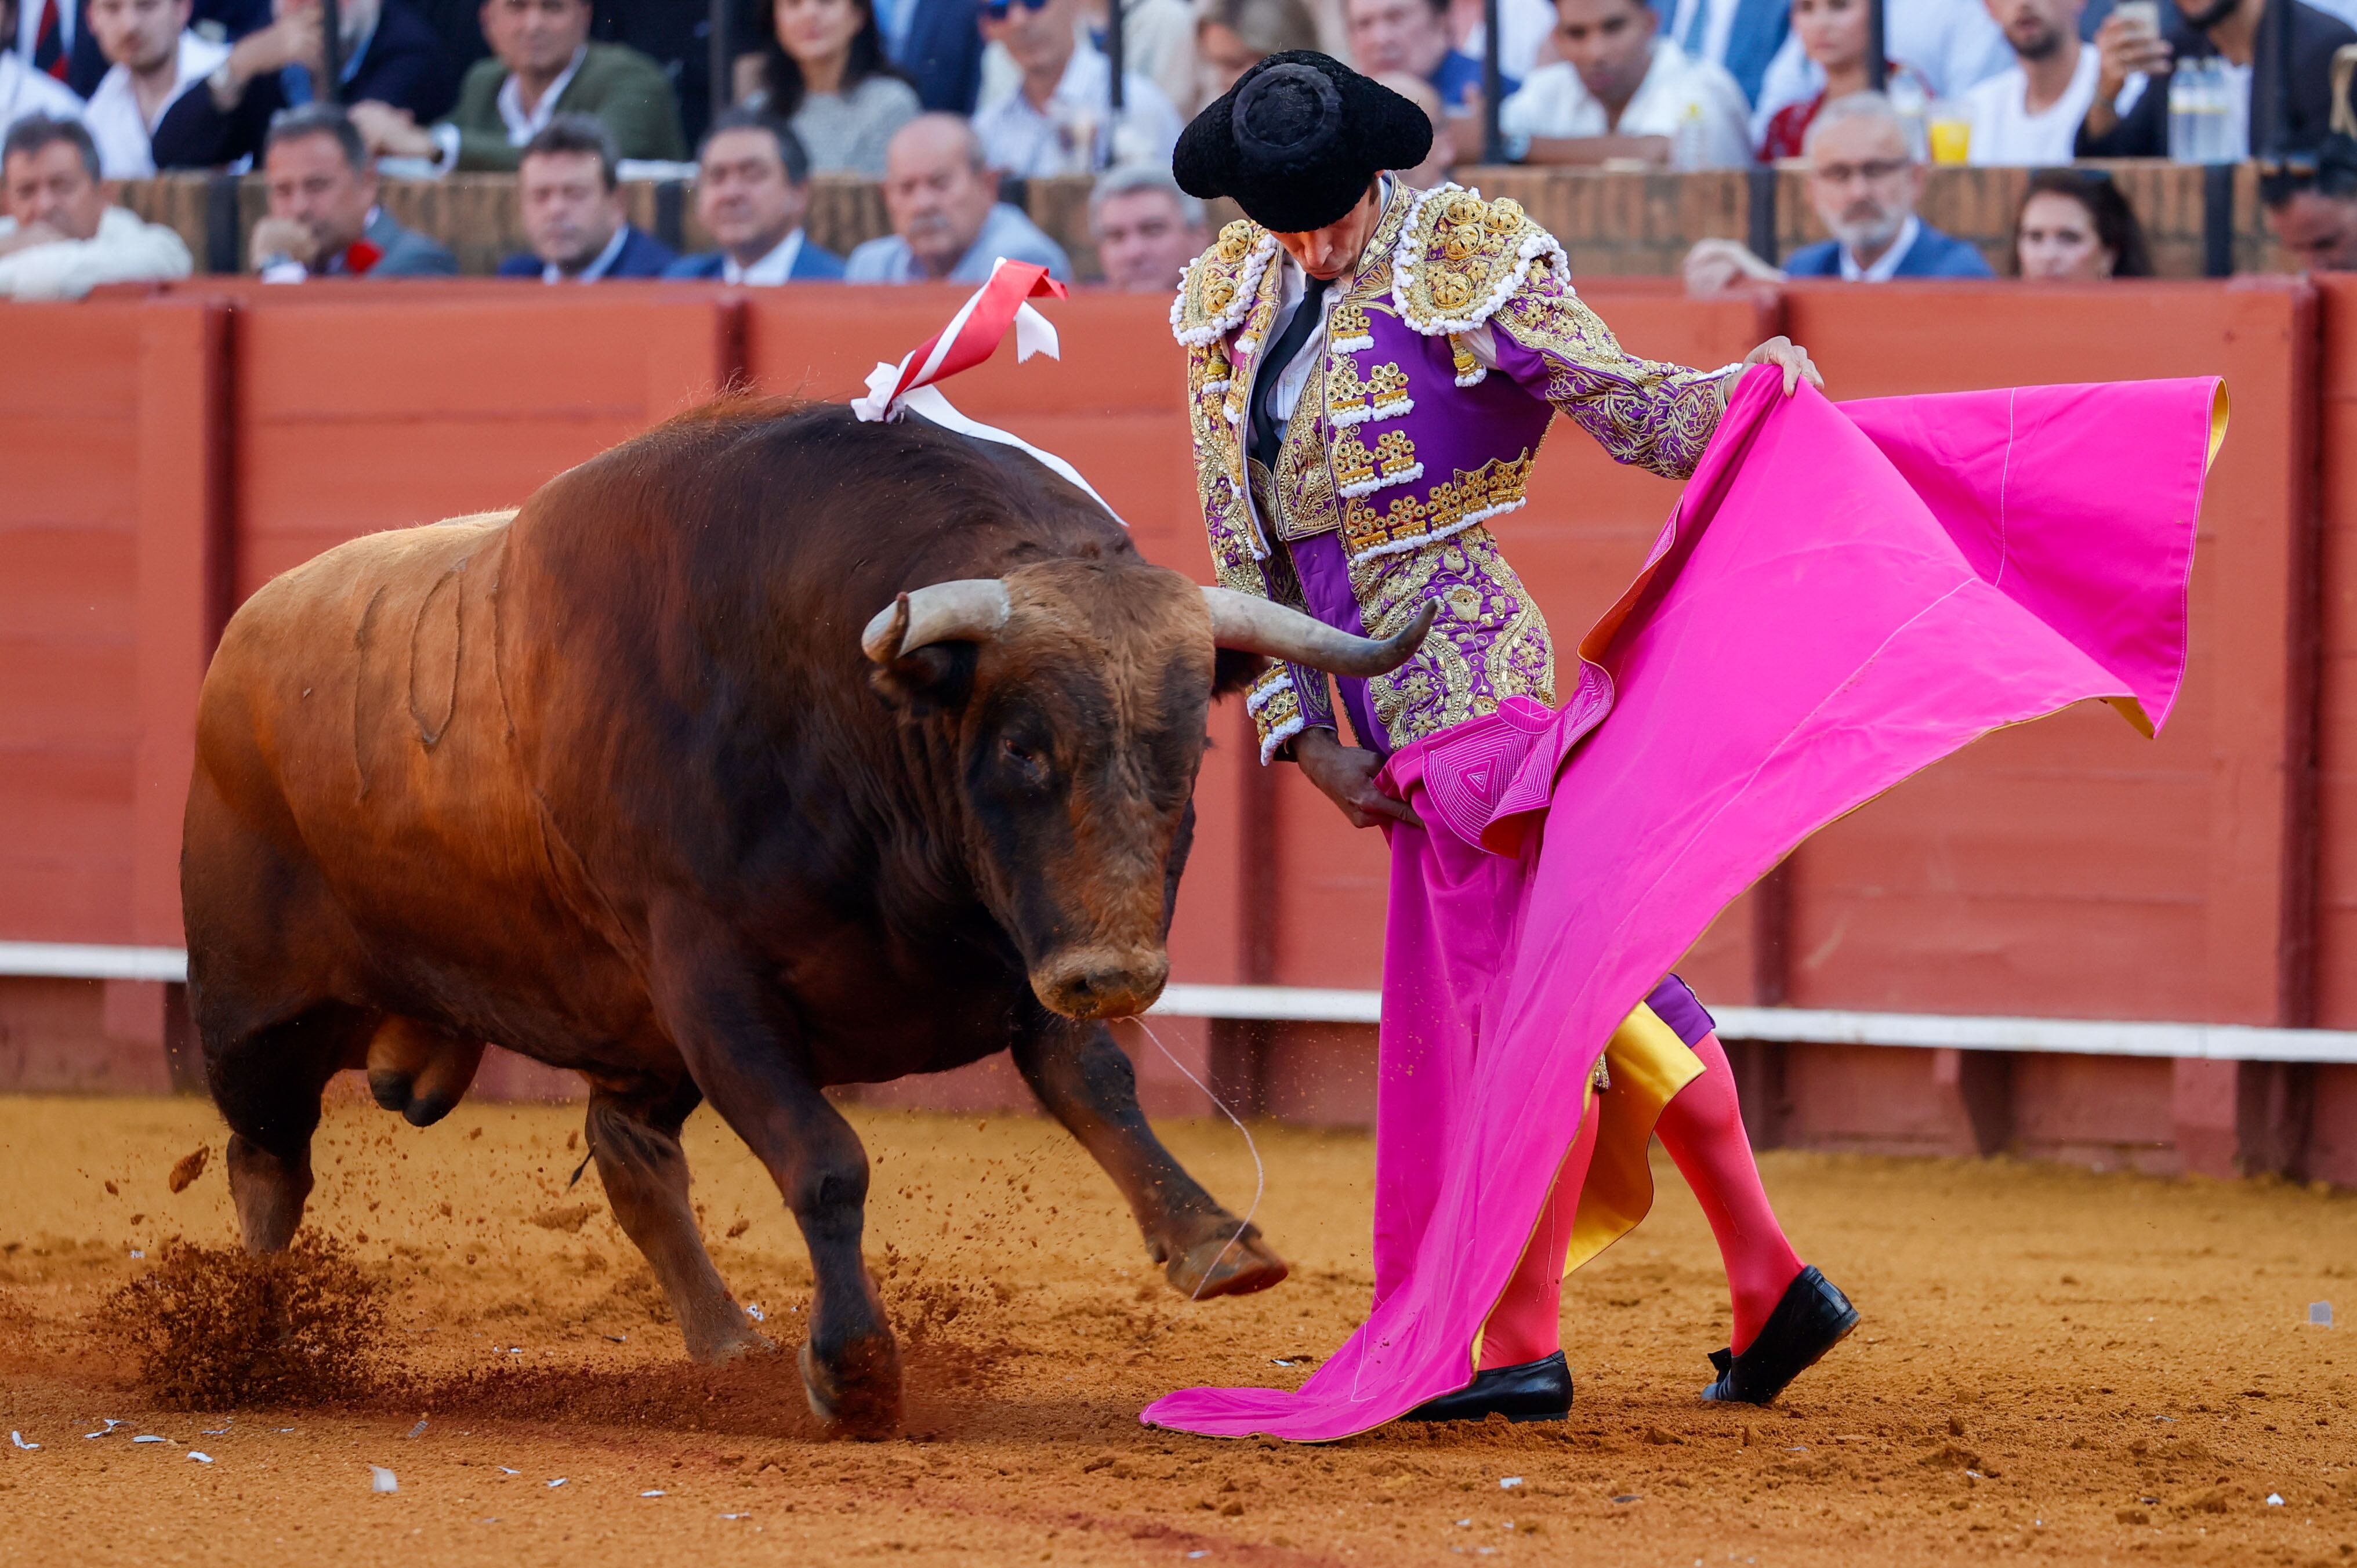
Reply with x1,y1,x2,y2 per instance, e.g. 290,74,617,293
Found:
498,223,674,277
1782,217,1995,278
663,239,844,280
662,105,847,283
1651,0,1787,110
876,0,981,113
153,0,458,170
497,113,675,279
1786,90,1995,281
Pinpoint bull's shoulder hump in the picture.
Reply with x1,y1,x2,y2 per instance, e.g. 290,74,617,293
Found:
1390,183,1567,336
1172,219,1278,348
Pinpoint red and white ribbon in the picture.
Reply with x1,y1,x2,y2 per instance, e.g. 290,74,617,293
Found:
850,258,1123,524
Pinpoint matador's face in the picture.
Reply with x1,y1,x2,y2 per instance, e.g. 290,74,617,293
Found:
1271,182,1386,281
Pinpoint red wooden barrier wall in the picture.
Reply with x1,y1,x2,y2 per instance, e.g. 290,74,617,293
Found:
1,277,2349,1181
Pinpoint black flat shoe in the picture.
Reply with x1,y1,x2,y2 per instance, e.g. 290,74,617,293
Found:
1402,1351,1573,1423
1700,1265,1859,1405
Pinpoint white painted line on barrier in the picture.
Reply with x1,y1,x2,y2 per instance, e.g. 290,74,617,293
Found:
0,942,188,983
1147,983,2357,1066
9,948,2355,1065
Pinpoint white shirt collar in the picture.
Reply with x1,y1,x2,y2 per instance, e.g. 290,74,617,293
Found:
545,223,631,283
1840,213,1919,282
90,31,230,130
498,43,589,145
724,226,806,285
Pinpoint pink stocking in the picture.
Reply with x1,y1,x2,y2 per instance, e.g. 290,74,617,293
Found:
1653,1031,1804,1354
1475,1088,1602,1371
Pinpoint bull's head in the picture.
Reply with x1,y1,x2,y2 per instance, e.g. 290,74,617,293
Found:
862,561,1431,1021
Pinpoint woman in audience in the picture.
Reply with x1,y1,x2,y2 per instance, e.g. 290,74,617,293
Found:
1196,0,1322,107
2011,168,2152,280
749,0,922,176
1756,0,1926,162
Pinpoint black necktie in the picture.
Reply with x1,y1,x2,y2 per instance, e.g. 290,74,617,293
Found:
1249,273,1330,473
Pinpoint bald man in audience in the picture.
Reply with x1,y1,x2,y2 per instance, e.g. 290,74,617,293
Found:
844,111,1069,282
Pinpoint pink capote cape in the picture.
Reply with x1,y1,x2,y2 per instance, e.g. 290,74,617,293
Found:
1141,366,2225,1442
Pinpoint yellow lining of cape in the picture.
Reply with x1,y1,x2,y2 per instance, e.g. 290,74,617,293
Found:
1468,1001,1704,1371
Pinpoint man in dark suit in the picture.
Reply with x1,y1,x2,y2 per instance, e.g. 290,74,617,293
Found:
663,107,843,282
496,111,673,278
153,0,457,169
592,0,712,146
247,101,455,275
875,0,981,114
1651,0,1788,112
2077,0,2357,158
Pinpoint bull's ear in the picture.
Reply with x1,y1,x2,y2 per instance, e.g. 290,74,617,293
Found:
1212,649,1268,699
869,642,978,714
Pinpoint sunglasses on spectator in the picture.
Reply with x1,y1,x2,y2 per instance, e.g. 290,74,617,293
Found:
983,0,1050,17
1813,158,1910,186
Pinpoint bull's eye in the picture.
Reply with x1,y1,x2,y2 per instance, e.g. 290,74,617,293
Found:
999,736,1048,779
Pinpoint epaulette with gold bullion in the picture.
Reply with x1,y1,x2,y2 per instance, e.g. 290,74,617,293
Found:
1171,218,1278,348
1388,183,1569,338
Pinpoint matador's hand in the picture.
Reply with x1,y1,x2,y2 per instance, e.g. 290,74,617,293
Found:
1296,727,1421,831
1743,336,1825,398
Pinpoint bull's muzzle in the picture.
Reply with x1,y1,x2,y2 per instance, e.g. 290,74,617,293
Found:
1031,946,1171,1022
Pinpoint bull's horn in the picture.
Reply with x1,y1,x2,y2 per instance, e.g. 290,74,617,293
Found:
1201,587,1437,678
862,579,1013,664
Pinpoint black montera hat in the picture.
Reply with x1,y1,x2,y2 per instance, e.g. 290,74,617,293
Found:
1172,52,1433,234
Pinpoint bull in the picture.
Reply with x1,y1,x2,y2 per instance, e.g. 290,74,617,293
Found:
182,398,1431,1436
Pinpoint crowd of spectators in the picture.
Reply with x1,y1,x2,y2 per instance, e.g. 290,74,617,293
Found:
6,0,2357,298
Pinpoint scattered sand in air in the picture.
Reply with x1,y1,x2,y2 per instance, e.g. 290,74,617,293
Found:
101,1235,384,1407
2,1091,2354,1566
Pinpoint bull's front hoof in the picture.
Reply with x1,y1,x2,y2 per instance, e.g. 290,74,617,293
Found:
798,1335,902,1440
1163,1222,1289,1300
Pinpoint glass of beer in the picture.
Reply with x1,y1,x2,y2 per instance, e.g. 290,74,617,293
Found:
1927,103,1971,164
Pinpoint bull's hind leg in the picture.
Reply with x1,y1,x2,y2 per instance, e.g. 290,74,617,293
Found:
585,1078,773,1363
1014,1019,1289,1299
204,1001,378,1253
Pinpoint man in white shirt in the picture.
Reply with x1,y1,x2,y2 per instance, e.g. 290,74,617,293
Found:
971,0,1180,176
1,0,87,141
0,111,188,297
1499,0,1752,166
1962,0,2097,164
79,0,223,176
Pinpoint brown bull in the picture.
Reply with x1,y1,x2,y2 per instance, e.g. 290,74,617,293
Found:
183,397,1428,1435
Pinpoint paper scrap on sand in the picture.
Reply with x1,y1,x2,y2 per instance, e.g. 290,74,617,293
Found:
371,1466,398,1493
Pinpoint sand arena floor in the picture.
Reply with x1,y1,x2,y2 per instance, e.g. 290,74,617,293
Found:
2,1091,2353,1567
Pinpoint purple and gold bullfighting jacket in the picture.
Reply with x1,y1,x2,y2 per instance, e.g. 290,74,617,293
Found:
1174,180,1736,762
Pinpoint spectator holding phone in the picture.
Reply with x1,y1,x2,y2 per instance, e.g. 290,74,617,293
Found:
2076,0,2357,159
